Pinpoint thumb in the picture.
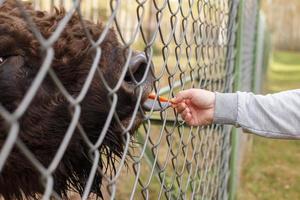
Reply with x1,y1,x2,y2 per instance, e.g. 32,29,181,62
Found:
173,90,193,103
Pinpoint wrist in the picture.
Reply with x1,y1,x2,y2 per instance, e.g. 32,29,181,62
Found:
207,107,215,125
208,92,216,123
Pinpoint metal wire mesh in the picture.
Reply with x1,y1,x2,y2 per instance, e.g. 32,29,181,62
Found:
228,1,265,199
0,0,262,199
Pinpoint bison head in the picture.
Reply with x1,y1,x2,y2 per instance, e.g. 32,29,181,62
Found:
0,0,156,199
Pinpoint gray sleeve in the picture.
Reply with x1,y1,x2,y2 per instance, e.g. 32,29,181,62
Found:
213,90,300,139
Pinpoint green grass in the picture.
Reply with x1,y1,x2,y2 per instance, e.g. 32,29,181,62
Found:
237,51,300,200
266,51,300,92
273,51,300,65
237,138,300,200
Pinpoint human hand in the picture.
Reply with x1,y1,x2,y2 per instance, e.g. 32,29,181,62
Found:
172,89,216,126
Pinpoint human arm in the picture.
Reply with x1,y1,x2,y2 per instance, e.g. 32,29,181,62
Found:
174,89,300,139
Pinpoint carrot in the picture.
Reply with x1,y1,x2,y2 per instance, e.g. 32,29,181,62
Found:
148,93,176,104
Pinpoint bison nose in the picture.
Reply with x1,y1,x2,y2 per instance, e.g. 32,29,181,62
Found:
124,52,150,84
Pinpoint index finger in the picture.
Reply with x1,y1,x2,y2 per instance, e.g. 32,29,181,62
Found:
172,90,193,104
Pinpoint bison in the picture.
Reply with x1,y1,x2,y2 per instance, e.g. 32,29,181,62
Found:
0,0,158,199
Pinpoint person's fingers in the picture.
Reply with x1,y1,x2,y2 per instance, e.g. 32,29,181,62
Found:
176,102,187,113
185,99,191,105
184,113,193,125
181,107,192,121
181,111,189,121
184,113,197,126
171,99,184,108
181,111,187,119
173,90,194,104
182,107,190,117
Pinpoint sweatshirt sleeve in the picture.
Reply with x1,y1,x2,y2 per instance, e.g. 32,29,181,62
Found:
213,90,300,139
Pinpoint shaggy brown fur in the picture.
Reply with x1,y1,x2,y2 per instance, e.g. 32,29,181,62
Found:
0,0,153,199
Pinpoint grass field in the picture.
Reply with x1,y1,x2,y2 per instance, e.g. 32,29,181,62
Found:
237,51,300,200
266,51,300,92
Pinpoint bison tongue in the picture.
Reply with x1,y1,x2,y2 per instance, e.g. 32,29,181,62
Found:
142,99,171,111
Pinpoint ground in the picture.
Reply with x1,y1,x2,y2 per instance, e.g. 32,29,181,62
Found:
237,51,300,200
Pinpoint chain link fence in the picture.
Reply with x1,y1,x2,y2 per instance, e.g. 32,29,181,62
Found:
229,1,270,199
0,0,268,199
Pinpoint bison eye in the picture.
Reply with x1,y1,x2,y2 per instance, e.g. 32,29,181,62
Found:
0,56,7,66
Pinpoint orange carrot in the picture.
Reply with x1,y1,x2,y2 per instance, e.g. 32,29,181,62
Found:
148,93,176,104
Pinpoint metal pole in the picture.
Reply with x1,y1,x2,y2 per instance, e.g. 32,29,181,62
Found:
252,0,262,93
253,12,266,93
229,0,245,199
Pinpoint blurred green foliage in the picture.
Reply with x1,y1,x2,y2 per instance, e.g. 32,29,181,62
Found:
266,51,300,92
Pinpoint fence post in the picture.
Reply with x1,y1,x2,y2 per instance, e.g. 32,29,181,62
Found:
229,0,245,199
229,0,262,199
253,11,266,93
